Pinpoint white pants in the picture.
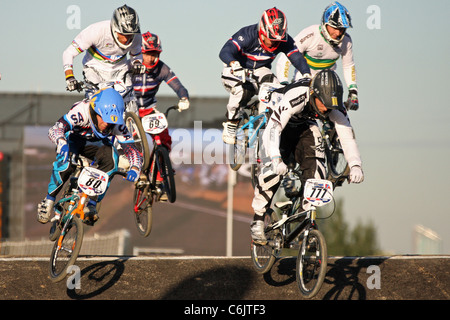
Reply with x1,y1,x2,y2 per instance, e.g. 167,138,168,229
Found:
221,66,279,120
83,66,138,114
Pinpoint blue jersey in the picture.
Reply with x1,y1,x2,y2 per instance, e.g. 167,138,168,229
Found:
133,60,189,108
219,24,310,75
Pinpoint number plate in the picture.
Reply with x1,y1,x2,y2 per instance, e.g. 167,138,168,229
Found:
142,113,168,134
303,179,333,207
77,167,109,197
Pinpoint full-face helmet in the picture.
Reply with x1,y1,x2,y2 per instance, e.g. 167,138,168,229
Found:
321,2,352,45
258,7,287,52
89,88,125,139
111,5,140,50
309,69,343,120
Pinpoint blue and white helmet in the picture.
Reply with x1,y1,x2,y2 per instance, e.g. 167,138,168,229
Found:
89,88,125,139
321,2,352,45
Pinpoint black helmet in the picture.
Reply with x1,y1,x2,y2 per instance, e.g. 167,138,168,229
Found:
309,69,343,119
111,5,140,49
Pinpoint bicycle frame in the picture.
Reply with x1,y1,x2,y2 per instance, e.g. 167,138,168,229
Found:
238,105,268,149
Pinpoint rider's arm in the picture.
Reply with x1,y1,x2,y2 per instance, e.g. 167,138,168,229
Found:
159,63,189,100
48,118,70,145
114,126,143,172
341,34,358,93
328,109,362,169
262,84,309,159
219,38,241,66
129,34,143,66
62,23,98,79
275,53,291,84
281,35,311,77
219,25,253,66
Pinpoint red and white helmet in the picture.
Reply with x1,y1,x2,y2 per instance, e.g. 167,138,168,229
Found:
258,7,287,52
141,32,162,53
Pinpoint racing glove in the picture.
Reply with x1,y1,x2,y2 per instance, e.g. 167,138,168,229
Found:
271,156,288,176
56,138,69,163
126,166,140,182
349,165,364,183
178,98,190,112
347,89,359,111
66,76,82,92
132,61,146,74
230,61,245,82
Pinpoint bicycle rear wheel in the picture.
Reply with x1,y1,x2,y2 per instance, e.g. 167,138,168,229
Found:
325,127,349,187
250,212,278,274
133,183,153,237
49,216,84,283
125,111,150,171
296,229,327,298
229,114,248,171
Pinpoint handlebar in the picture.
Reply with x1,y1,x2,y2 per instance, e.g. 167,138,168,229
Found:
164,105,179,117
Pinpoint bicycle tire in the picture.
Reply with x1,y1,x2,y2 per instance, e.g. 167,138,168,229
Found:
49,216,84,283
296,229,327,298
250,212,278,274
325,127,350,187
125,111,150,171
132,184,153,237
229,114,249,171
155,147,176,203
250,129,262,188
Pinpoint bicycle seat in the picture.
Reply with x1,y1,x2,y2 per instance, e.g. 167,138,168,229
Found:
274,200,292,210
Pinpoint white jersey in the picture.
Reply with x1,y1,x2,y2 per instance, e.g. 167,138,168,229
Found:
276,24,357,91
263,81,362,169
62,20,142,75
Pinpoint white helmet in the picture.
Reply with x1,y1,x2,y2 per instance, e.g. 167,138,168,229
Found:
111,5,140,50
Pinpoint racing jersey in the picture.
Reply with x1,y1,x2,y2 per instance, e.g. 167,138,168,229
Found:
133,60,189,109
219,24,310,75
276,24,357,91
263,79,362,169
48,100,142,170
62,20,142,73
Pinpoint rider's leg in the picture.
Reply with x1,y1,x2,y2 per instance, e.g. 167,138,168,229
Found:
221,67,256,144
293,123,327,210
37,135,83,224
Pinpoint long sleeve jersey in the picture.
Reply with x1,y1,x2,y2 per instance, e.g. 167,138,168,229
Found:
62,20,142,73
263,79,362,169
219,24,310,75
132,60,189,108
48,100,142,170
276,25,357,91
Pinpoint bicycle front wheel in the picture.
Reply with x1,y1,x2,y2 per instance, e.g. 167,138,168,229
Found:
49,216,84,283
296,229,327,298
155,147,176,203
125,111,150,171
133,183,153,237
229,114,248,171
250,212,278,274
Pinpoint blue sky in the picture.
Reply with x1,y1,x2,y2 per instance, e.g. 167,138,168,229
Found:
3,1,450,254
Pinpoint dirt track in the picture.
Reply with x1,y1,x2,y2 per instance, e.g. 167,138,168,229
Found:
0,255,449,301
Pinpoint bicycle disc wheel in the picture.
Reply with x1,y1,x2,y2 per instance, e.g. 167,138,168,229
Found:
49,216,84,283
326,128,350,186
296,229,327,298
155,147,176,203
133,184,153,237
125,111,150,171
229,114,248,171
250,212,278,274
